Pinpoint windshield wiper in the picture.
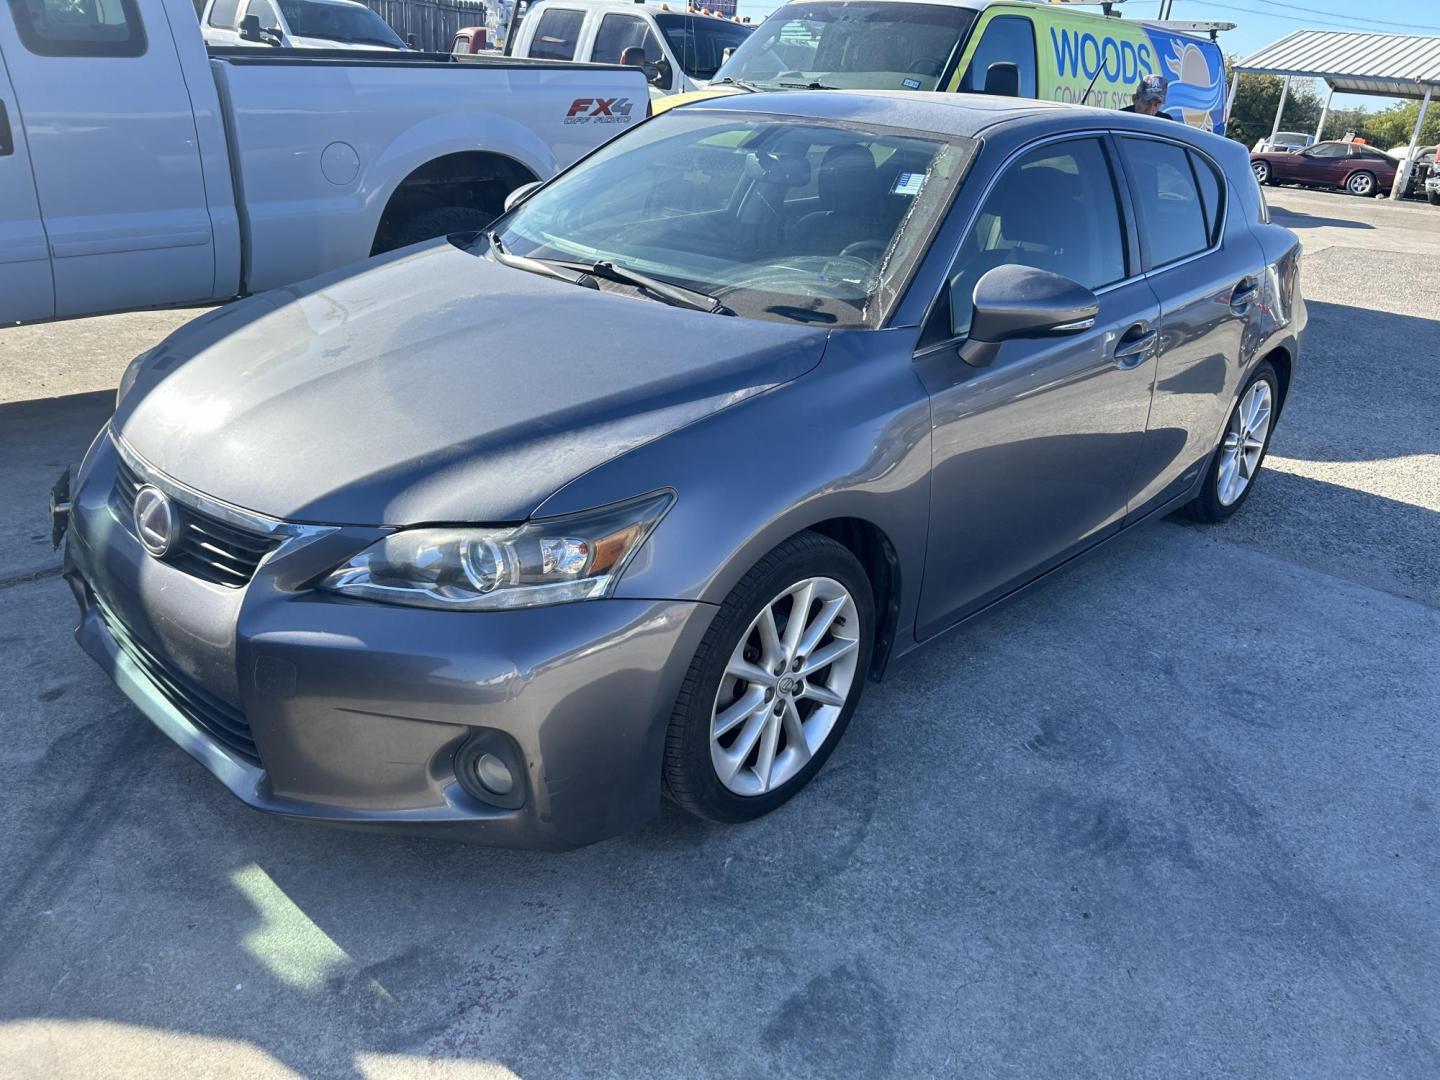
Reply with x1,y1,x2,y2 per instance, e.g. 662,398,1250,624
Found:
714,76,763,92
586,261,735,315
776,80,838,90
487,232,598,289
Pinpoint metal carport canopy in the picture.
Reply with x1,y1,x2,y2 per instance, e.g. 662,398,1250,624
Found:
1232,29,1440,201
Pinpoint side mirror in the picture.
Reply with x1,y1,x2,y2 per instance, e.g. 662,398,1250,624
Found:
239,13,280,44
503,181,542,213
647,57,672,88
983,61,1020,97
406,33,419,49
956,265,1099,368
721,46,735,65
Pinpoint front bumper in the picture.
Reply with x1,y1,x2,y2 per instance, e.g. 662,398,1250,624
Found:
63,435,714,849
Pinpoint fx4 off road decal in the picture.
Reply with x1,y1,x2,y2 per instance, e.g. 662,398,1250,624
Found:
565,98,636,125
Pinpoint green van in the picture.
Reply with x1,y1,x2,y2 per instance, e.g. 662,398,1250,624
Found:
652,0,1228,133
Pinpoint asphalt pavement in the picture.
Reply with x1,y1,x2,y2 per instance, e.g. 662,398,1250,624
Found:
1,186,1437,1079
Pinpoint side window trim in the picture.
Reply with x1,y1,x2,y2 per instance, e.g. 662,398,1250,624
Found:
1112,131,1226,275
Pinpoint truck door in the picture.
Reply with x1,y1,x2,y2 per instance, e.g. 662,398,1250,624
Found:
0,46,52,323
0,0,216,318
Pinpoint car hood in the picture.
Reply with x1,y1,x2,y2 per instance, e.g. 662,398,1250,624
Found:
115,242,829,526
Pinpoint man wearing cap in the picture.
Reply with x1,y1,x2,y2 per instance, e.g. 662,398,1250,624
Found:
1122,75,1177,119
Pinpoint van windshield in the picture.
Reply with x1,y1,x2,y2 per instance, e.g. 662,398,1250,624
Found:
714,1,976,92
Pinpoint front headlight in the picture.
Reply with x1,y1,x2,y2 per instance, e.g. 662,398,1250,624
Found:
318,492,673,611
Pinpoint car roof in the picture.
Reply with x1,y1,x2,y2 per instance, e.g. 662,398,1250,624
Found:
682,89,1228,147
528,0,746,20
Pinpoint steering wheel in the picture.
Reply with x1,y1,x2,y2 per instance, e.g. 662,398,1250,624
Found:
839,240,887,262
907,59,941,76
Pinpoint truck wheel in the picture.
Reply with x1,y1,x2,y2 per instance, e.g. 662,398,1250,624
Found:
390,206,496,250
1429,191,1440,206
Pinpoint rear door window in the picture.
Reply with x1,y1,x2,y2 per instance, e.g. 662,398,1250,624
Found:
1118,136,1210,269
6,0,146,56
1189,149,1224,246
528,6,583,60
958,15,1037,97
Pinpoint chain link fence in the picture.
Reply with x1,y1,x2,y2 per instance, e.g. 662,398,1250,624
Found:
361,0,488,52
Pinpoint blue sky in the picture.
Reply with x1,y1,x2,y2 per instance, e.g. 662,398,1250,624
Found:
734,0,1439,112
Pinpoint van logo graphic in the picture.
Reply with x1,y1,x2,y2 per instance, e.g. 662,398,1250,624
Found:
133,484,179,558
565,98,635,124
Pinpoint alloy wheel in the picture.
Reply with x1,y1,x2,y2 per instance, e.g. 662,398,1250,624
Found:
710,576,860,797
1348,172,1374,195
1252,161,1269,184
1217,379,1273,506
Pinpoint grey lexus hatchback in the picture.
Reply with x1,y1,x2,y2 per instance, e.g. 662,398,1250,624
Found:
58,92,1304,849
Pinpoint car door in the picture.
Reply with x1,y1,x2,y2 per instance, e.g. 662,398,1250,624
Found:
0,43,53,323
1116,134,1266,516
0,0,216,318
913,134,1160,638
1284,142,1346,185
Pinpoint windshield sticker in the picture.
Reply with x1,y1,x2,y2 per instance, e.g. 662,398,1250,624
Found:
892,172,925,197
901,77,921,90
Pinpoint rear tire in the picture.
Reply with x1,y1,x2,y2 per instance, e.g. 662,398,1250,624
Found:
663,532,875,824
1345,170,1375,197
388,206,496,250
1428,191,1440,206
1182,362,1279,524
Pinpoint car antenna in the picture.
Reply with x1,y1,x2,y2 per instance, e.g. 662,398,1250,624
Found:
1079,62,1107,107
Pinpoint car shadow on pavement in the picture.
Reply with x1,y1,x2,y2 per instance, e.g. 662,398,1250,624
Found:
1267,205,1375,231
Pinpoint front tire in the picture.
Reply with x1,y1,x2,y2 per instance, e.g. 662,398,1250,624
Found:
1346,170,1375,196
1182,362,1279,524
1251,160,1271,185
663,532,875,824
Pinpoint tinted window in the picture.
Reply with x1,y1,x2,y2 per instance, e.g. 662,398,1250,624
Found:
1190,150,1223,246
959,15,1037,97
655,14,750,80
715,2,975,92
1119,137,1208,268
941,138,1126,338
245,0,277,28
278,0,402,45
592,13,659,64
528,7,582,60
6,0,146,56
1306,143,1347,159
208,0,240,28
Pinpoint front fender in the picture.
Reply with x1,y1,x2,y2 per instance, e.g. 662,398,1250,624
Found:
535,328,934,648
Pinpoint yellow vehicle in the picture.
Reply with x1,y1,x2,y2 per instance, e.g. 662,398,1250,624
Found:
652,0,1227,132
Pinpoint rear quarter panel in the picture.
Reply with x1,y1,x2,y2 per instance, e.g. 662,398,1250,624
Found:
212,55,647,293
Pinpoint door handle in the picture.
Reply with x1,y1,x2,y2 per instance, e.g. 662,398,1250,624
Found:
1114,325,1158,370
1229,278,1258,314
0,100,12,157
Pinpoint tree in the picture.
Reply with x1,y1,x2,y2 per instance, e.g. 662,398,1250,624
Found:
1223,64,1323,149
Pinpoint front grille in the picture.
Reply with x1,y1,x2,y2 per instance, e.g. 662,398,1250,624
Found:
95,594,261,766
111,455,280,588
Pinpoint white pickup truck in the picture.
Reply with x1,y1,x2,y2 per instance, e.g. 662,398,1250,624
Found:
0,0,645,325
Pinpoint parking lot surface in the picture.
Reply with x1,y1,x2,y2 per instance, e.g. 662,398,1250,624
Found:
1,186,1437,1079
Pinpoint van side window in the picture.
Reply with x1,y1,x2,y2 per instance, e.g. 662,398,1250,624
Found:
1118,137,1210,268
208,0,241,28
528,7,583,61
958,15,1036,98
927,137,1126,343
6,0,147,57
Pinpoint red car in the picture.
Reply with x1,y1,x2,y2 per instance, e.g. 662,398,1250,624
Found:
1250,140,1398,197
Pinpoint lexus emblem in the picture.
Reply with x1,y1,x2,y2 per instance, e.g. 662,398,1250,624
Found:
133,485,178,558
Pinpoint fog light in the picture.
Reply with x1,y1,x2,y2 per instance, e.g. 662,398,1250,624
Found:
473,752,514,796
